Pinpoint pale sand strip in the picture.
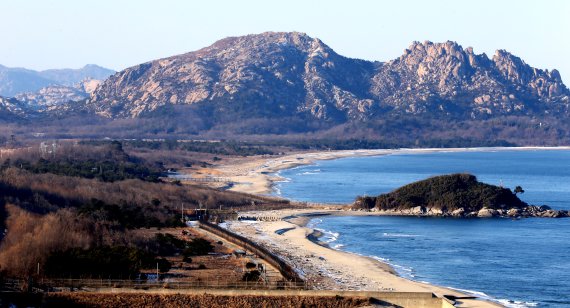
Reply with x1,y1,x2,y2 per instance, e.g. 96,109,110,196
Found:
224,209,503,307
201,146,570,196
199,147,570,307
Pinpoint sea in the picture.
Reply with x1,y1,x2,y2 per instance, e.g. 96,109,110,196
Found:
274,149,570,307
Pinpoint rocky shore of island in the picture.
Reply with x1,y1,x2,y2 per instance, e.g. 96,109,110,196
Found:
352,173,569,218
357,204,569,218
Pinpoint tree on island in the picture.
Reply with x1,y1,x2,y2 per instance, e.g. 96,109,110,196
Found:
514,186,525,195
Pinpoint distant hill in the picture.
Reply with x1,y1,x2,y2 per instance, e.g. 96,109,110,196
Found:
352,173,568,218
39,64,115,86
0,64,114,97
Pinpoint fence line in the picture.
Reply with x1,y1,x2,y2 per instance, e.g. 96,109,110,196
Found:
1,278,308,293
197,221,305,285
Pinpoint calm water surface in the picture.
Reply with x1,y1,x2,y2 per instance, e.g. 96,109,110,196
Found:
275,150,570,307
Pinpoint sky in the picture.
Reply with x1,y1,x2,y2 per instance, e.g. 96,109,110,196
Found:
1,0,568,82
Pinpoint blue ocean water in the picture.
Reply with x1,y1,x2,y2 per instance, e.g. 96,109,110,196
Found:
275,150,570,307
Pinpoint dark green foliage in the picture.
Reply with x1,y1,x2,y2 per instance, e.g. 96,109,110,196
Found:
245,262,257,269
157,258,171,273
153,233,188,255
148,235,214,261
78,199,182,229
242,270,261,281
256,137,514,150
182,238,214,257
3,141,163,182
6,157,162,183
44,246,167,278
197,264,207,270
514,185,525,195
120,139,275,156
355,173,528,212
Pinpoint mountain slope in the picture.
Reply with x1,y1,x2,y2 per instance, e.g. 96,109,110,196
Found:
0,96,35,120
14,79,103,110
89,32,376,121
88,32,569,123
370,41,568,118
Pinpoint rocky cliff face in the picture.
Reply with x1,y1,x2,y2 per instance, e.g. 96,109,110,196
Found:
0,96,32,120
15,85,87,110
370,41,568,118
88,32,569,122
14,78,102,110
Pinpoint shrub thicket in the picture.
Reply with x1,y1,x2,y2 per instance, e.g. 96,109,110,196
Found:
44,246,167,278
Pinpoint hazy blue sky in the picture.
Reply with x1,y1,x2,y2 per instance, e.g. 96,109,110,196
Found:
1,0,568,81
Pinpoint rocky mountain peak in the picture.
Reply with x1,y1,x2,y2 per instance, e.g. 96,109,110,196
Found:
492,49,566,99
86,33,568,122
90,32,373,120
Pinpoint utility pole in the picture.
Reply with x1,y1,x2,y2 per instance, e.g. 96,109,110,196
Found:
181,203,184,222
156,262,159,280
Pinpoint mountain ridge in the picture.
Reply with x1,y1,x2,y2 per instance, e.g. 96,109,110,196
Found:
1,32,569,144
87,32,569,122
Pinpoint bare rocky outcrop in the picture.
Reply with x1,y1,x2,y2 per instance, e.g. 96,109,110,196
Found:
89,32,375,120
368,206,569,218
87,33,569,122
370,41,569,118
0,96,31,119
15,84,88,109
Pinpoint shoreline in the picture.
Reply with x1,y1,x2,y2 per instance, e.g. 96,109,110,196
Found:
195,146,570,307
223,208,502,307
195,146,570,196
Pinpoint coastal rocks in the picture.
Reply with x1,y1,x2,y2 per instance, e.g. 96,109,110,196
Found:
507,208,521,217
357,205,569,219
451,208,465,217
540,210,564,218
427,207,445,215
477,207,498,217
410,206,426,215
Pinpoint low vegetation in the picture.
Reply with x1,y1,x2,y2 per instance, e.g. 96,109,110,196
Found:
1,141,163,182
0,141,289,279
44,246,162,278
119,139,275,156
42,293,372,308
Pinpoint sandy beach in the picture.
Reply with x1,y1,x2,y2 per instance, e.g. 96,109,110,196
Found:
188,146,570,307
181,146,570,198
223,209,502,307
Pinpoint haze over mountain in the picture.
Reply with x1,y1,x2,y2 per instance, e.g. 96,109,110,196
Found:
0,64,114,97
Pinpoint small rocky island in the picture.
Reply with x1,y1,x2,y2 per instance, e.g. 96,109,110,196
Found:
352,173,568,218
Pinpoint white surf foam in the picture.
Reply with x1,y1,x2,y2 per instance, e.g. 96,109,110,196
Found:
382,232,418,238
